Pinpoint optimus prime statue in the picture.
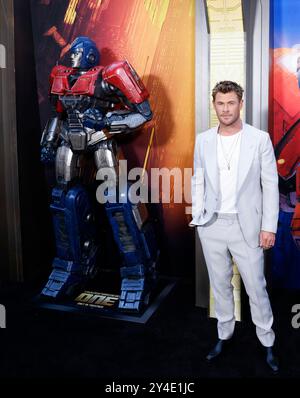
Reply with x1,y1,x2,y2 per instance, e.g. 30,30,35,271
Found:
40,37,158,311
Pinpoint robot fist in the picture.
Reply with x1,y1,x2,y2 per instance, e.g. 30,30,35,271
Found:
41,145,56,164
82,108,107,131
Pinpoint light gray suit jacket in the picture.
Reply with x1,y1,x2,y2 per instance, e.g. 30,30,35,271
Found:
190,123,279,248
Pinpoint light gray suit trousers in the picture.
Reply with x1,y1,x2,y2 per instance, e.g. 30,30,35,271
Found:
198,213,275,347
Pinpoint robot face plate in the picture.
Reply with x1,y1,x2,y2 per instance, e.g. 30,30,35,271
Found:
71,48,83,68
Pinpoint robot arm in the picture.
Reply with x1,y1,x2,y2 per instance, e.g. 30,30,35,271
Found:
41,65,67,163
40,96,63,163
101,61,153,133
40,115,62,147
104,101,152,133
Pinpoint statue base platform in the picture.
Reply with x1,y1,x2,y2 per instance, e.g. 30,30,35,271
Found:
34,273,177,324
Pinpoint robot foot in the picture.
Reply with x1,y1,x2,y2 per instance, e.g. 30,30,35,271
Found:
41,269,86,299
118,277,152,312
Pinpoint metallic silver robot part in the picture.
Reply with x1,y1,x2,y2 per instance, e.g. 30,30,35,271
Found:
87,129,107,146
55,145,80,184
71,48,83,68
94,140,118,184
40,117,62,146
94,141,117,169
68,130,87,151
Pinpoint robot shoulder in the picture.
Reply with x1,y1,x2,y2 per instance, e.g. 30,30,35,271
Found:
102,60,149,104
50,65,70,79
49,65,72,90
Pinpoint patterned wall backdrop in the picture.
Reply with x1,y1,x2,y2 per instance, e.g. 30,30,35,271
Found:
269,0,300,288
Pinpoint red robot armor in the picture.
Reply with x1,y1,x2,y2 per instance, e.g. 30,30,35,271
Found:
50,65,103,96
102,60,149,104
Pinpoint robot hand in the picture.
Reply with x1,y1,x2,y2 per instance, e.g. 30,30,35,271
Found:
82,109,107,131
41,145,56,164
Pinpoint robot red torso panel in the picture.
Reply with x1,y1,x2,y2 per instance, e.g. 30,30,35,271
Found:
50,65,103,96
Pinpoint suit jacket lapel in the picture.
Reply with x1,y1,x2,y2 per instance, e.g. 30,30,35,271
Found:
236,124,255,195
204,126,219,195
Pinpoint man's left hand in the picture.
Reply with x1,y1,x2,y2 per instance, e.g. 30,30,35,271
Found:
260,231,276,250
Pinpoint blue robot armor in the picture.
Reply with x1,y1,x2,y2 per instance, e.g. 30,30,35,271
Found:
70,36,100,69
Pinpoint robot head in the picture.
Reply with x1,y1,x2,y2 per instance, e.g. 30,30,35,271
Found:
70,36,100,69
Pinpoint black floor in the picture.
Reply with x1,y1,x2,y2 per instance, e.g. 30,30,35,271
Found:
0,278,300,381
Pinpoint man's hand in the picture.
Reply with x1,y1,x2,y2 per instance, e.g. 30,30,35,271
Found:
259,230,276,250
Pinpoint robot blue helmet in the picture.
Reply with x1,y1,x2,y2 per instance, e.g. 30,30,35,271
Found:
70,36,100,68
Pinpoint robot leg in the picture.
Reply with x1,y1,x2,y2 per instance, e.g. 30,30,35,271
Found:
94,141,158,311
105,198,159,312
42,146,98,298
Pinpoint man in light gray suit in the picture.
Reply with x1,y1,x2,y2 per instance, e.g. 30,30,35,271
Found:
190,81,279,372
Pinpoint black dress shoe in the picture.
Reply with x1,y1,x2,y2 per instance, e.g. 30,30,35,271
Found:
265,347,279,373
206,339,230,361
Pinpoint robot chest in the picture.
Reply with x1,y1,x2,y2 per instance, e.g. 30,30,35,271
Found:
51,74,95,96
58,94,94,112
